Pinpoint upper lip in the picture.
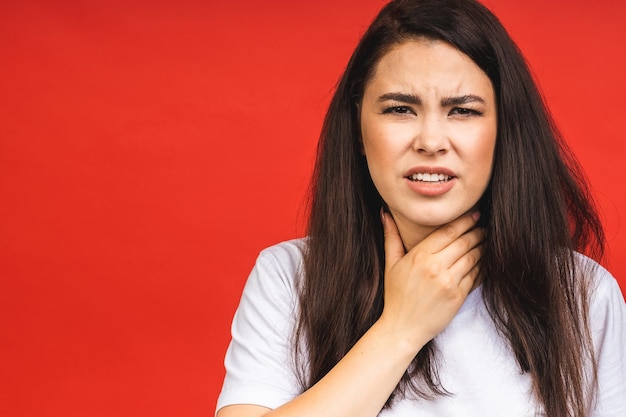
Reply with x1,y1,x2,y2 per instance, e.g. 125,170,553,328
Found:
404,166,457,177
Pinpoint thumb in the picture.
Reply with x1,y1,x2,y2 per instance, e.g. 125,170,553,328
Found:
381,209,405,270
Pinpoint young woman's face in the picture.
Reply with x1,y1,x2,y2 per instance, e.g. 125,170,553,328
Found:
360,39,497,247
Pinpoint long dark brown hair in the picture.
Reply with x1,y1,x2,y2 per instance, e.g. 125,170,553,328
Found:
295,0,605,416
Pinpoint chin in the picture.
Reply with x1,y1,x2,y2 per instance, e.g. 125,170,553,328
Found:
416,218,456,228
390,203,472,230
403,214,458,229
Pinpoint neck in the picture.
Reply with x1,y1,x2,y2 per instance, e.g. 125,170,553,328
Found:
388,209,485,293
390,213,437,253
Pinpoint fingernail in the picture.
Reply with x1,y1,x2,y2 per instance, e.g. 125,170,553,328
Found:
472,211,481,221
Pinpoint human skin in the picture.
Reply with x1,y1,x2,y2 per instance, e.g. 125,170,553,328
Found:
217,39,488,417
360,39,497,251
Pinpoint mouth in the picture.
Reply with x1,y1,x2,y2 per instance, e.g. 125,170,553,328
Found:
407,172,454,183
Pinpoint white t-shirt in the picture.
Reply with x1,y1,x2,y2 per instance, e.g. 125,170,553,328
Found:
216,239,626,416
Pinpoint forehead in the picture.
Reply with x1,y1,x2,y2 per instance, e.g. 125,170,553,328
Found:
366,39,493,97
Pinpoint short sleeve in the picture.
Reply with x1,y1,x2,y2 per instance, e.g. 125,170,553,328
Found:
588,265,626,416
216,240,305,414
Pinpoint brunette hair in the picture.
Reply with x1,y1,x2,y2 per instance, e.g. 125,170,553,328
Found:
296,0,605,416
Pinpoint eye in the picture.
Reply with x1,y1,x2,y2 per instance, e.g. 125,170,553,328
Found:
381,106,416,116
449,107,483,117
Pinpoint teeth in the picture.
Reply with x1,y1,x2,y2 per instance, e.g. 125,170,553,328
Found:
410,173,451,182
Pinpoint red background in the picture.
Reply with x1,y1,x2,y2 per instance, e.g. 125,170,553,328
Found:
1,0,624,415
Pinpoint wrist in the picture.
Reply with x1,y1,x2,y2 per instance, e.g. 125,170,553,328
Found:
370,316,428,363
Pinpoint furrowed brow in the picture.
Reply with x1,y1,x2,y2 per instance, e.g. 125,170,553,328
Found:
377,92,421,104
441,95,485,106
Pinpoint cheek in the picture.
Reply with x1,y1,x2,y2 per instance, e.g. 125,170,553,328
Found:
455,124,496,181
470,131,497,182
362,139,389,181
361,131,400,194
361,126,391,166
462,121,496,157
362,122,412,159
477,136,496,164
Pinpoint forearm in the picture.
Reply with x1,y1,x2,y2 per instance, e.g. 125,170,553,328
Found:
218,213,482,417
218,318,423,417
271,319,422,417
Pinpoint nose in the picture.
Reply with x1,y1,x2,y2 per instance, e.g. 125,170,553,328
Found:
413,114,449,155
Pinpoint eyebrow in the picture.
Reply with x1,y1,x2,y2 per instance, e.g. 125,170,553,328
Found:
441,94,485,106
377,92,421,104
377,92,486,106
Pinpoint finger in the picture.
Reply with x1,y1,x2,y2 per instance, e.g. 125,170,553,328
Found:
437,227,485,267
419,211,481,254
458,259,481,296
382,210,405,269
450,244,483,287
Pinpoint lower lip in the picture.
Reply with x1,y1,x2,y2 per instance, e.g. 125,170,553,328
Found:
405,177,456,196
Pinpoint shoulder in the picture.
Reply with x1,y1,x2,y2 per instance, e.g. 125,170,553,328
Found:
573,253,624,307
573,257,626,415
256,238,307,269
574,253,625,350
217,239,309,412
241,238,307,302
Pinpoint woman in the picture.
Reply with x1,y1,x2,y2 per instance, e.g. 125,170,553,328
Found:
216,0,626,416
